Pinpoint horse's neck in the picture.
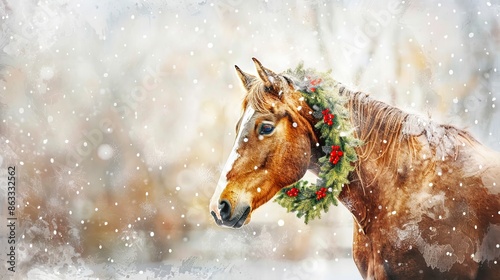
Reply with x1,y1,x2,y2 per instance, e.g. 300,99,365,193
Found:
338,91,413,229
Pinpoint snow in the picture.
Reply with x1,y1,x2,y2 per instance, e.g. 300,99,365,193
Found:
402,115,460,160
97,144,114,160
0,0,499,279
21,258,361,280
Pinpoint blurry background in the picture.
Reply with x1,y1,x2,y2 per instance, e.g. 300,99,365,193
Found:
0,0,499,279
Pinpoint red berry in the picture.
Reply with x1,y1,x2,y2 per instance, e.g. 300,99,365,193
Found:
287,187,299,197
311,78,322,86
322,111,335,126
329,145,344,164
316,187,327,200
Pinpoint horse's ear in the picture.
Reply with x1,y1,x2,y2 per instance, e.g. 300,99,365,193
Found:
252,57,278,91
235,65,255,91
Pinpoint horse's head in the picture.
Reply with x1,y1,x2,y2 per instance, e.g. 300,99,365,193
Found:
210,58,318,228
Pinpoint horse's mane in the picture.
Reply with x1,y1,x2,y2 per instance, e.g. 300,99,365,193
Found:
340,88,410,165
339,86,484,186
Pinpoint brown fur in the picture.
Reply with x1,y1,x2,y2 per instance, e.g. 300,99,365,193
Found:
212,61,500,279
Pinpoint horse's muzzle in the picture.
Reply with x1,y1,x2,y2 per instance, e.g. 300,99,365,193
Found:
211,200,250,228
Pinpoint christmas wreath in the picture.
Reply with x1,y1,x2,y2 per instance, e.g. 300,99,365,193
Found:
274,64,362,224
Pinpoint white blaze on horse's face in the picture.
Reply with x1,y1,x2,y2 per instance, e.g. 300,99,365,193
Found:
210,105,256,227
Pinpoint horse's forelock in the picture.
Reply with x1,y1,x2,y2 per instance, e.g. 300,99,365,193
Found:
244,77,292,113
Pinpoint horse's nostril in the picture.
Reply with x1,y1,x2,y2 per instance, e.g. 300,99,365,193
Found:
219,200,231,221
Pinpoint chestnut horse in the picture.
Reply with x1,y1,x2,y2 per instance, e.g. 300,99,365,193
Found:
209,58,500,279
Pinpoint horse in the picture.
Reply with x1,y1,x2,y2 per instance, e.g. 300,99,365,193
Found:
209,58,500,279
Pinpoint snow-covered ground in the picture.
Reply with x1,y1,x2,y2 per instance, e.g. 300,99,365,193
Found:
25,258,362,280
1,0,499,279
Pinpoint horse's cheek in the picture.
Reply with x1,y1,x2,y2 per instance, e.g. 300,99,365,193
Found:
279,137,310,185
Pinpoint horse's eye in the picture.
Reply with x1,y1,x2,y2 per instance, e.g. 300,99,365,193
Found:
258,123,275,136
